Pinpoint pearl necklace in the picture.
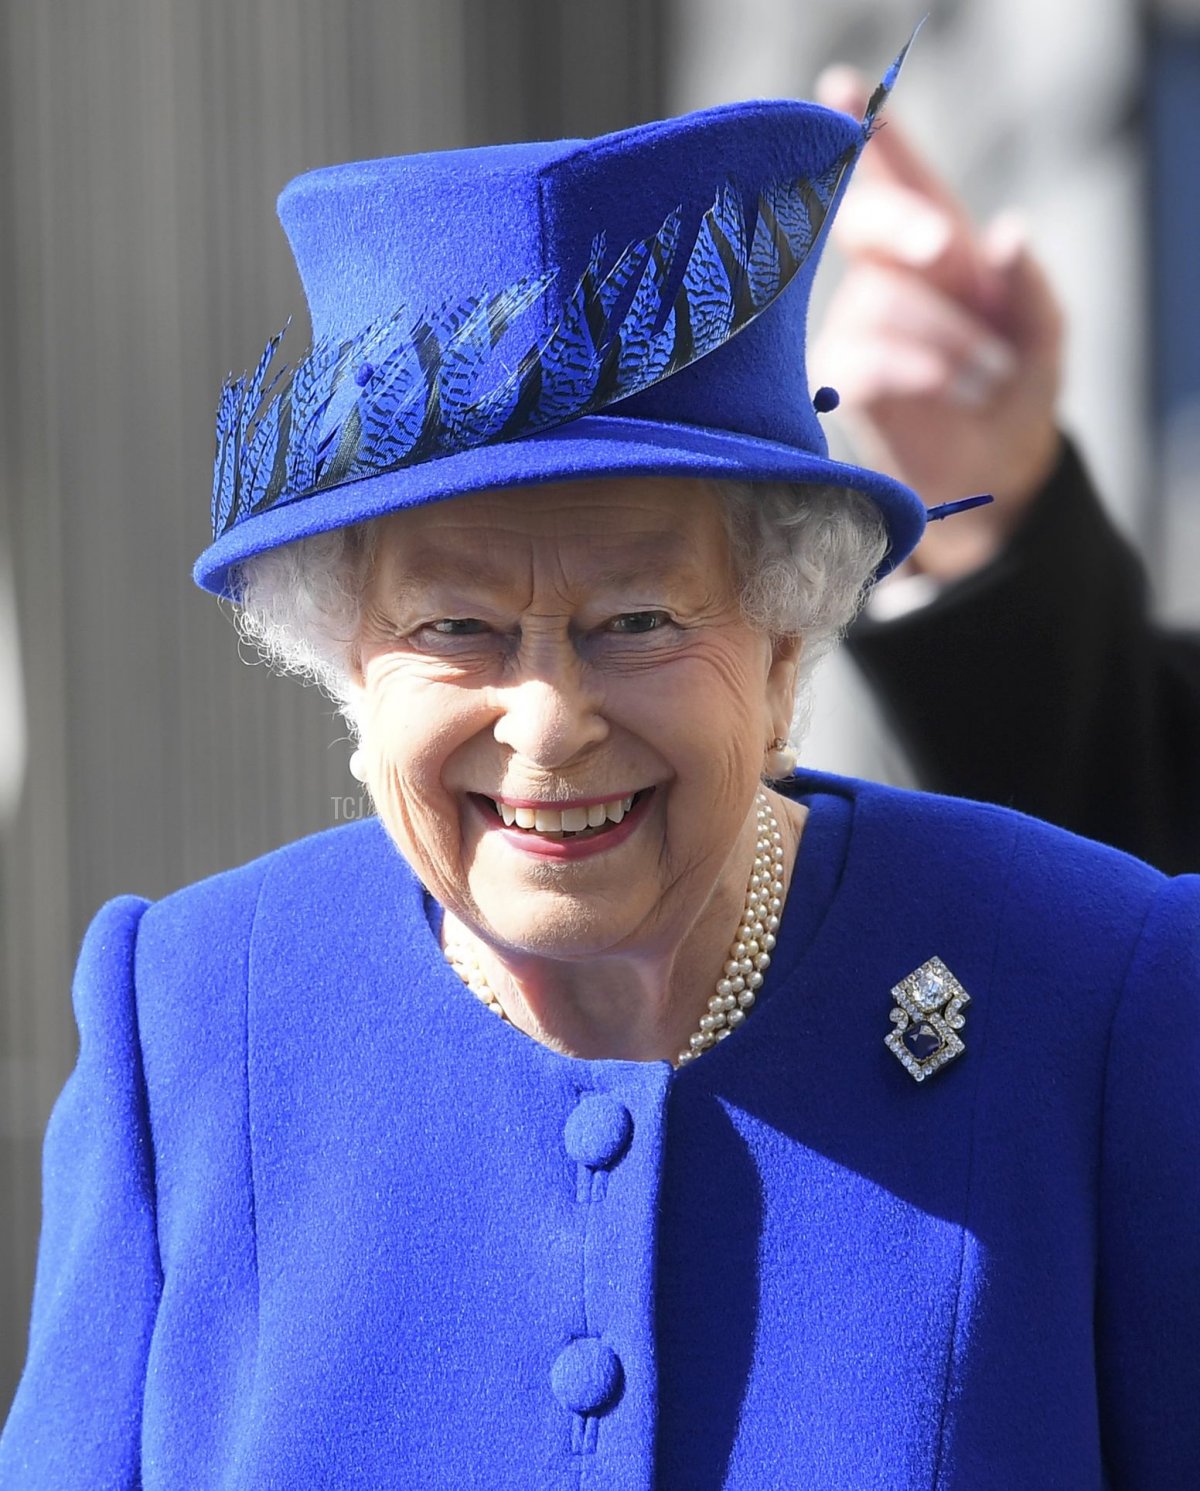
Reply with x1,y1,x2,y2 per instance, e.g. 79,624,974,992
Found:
442,789,786,1068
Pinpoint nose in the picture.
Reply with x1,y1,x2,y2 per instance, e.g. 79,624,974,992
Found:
491,655,608,769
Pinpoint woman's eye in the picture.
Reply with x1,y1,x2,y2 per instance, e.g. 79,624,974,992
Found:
607,611,670,635
426,618,488,636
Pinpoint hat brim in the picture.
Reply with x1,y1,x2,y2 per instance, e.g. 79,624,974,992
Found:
193,415,927,599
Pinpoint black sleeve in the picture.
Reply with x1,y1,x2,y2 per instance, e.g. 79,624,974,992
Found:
847,438,1200,874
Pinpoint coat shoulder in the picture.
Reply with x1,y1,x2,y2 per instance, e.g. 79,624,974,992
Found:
139,818,394,944
795,771,1184,1031
128,818,406,1019
830,771,1170,933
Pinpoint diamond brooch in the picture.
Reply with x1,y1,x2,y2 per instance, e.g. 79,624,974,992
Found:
885,956,970,1084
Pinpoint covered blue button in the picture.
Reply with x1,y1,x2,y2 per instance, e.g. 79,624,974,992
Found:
550,1336,624,1415
564,1094,633,1169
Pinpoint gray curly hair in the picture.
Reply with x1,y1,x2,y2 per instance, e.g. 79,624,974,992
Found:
231,480,889,748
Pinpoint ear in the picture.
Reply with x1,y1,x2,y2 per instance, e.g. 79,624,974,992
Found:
765,633,803,741
346,635,367,691
342,658,369,756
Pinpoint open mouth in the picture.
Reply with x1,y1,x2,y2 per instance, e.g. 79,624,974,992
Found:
475,788,653,842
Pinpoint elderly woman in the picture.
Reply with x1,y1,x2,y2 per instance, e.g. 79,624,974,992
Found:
2,58,1198,1491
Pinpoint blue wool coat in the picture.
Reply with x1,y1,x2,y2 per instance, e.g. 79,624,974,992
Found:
2,773,1198,1489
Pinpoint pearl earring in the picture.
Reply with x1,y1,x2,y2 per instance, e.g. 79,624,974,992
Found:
348,749,367,783
764,736,798,779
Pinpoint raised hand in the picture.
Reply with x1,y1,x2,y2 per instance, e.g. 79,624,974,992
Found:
812,67,1064,580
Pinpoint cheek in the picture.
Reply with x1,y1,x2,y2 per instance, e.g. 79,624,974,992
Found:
360,660,478,774
361,687,424,785
607,637,773,869
634,636,772,767
358,669,481,879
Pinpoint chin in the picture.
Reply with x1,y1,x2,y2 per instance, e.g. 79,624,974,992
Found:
466,888,650,962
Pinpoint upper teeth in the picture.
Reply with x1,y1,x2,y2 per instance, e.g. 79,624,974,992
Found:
494,795,636,832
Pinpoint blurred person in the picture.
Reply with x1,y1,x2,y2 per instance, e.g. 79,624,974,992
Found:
813,67,1200,875
1,54,1198,1490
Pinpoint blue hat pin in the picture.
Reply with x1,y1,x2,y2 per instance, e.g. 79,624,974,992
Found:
197,32,941,600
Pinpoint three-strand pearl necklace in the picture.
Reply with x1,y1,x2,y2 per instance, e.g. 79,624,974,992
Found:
443,789,785,1068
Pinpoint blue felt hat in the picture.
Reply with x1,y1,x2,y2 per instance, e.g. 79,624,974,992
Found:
194,50,928,599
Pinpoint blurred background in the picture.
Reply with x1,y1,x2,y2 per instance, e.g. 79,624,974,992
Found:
1,0,1198,1412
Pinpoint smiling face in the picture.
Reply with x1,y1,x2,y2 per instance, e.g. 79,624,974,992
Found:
350,476,801,965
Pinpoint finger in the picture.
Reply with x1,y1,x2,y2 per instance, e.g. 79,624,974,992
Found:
814,64,873,120
817,329,1016,412
820,263,1019,385
981,211,1065,363
811,332,957,407
816,65,961,214
832,180,956,268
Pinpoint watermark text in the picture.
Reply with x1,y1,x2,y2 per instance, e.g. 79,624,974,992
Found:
331,792,374,822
